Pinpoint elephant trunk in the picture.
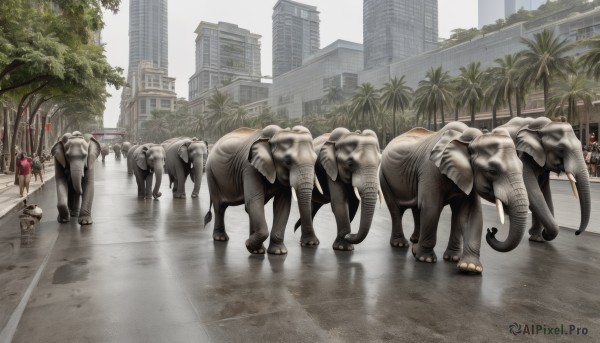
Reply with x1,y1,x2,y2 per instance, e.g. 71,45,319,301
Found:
570,154,591,236
191,155,204,197
70,162,85,195
486,173,529,252
345,167,379,244
152,161,163,198
292,164,315,232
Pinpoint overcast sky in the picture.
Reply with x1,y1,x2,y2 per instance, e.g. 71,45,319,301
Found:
101,0,478,127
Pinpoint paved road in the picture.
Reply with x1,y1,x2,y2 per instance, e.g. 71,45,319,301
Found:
0,158,599,342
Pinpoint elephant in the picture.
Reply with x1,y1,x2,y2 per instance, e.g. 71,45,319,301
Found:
51,131,101,225
293,128,383,251
380,122,529,273
100,143,109,162
126,144,139,174
121,141,132,158
497,117,590,242
113,143,122,159
128,143,165,199
205,125,319,255
162,137,208,198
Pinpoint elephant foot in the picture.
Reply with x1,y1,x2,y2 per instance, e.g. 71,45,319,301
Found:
528,234,546,243
409,233,419,244
443,248,461,262
390,236,409,248
152,192,162,199
173,193,186,199
267,241,288,255
245,240,266,254
78,216,93,225
457,255,483,274
70,210,79,217
412,244,437,263
213,229,229,241
191,193,199,198
300,233,320,247
332,237,354,251
57,215,70,223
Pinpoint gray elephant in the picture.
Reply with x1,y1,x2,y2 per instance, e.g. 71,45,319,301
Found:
113,143,122,159
497,117,590,242
126,144,138,174
162,137,208,198
293,128,382,251
100,143,109,162
52,131,101,225
128,143,165,199
380,122,529,273
205,125,319,255
121,141,132,158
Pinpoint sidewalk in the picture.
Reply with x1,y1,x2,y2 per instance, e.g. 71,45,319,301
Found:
0,162,55,219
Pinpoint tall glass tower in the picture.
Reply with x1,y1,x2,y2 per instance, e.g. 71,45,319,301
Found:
363,0,438,69
272,0,320,78
128,0,169,79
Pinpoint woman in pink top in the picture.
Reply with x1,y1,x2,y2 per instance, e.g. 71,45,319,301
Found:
16,152,33,197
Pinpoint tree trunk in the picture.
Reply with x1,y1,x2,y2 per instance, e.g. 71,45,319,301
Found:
492,104,497,129
1,107,10,173
471,103,476,127
392,108,397,140
441,103,445,127
516,88,523,117
454,105,459,121
37,114,48,156
508,92,514,118
543,77,549,112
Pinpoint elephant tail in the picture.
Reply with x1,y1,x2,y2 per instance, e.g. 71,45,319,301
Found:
204,199,213,225
293,218,301,232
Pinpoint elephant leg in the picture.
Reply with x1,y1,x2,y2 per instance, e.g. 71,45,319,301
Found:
174,166,187,198
212,202,229,241
144,173,154,199
410,207,421,244
70,194,81,218
56,175,70,223
412,193,442,263
444,201,463,262
529,173,554,242
78,173,95,225
268,189,292,255
329,181,354,251
244,171,269,254
380,172,409,248
524,168,559,242
455,194,483,273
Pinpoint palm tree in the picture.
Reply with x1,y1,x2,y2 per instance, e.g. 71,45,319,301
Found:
205,88,234,139
222,106,249,130
142,111,170,143
456,62,485,127
328,102,355,131
578,35,600,81
324,86,345,106
490,53,524,118
251,107,277,128
413,66,452,131
351,82,380,132
483,67,506,129
380,76,412,140
518,29,573,110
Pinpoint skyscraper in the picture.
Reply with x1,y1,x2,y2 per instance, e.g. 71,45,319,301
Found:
363,0,438,70
272,0,320,78
128,0,169,79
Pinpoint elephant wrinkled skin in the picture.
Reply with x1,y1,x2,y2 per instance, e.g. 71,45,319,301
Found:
52,131,101,225
128,143,165,199
380,122,529,273
205,125,318,255
162,137,208,198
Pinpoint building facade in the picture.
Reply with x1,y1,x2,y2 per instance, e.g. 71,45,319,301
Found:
505,0,546,17
479,0,546,28
188,79,271,118
363,0,438,70
270,40,363,119
272,0,320,77
128,0,168,79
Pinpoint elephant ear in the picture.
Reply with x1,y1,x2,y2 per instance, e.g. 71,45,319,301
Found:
87,136,101,167
51,141,67,168
178,142,190,164
136,146,149,170
516,128,546,167
249,137,276,184
430,130,474,195
318,141,338,181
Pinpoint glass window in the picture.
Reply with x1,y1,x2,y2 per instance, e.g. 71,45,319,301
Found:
150,99,156,109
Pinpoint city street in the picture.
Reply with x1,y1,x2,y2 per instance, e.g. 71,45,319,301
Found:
0,158,599,342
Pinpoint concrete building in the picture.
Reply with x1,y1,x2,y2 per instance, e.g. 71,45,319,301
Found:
479,0,546,28
127,0,168,79
270,40,363,119
363,0,438,70
272,0,320,77
189,79,271,117
359,6,600,135
119,62,177,140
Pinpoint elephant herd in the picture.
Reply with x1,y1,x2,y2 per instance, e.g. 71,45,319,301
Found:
51,116,590,274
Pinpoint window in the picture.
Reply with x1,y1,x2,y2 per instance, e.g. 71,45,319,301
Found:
140,100,146,114
161,99,171,108
150,99,156,109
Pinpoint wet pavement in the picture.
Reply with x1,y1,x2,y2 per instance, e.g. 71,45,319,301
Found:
0,158,599,342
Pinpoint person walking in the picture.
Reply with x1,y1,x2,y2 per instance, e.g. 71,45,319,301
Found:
31,153,44,184
15,152,32,197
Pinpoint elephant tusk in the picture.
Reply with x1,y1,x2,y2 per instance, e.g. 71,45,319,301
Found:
353,187,361,201
496,198,505,225
314,177,323,195
292,187,298,202
567,173,579,200
378,187,385,208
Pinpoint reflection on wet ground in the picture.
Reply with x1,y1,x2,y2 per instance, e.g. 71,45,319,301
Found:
0,158,598,342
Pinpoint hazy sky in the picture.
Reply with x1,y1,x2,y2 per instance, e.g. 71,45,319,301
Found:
102,0,478,127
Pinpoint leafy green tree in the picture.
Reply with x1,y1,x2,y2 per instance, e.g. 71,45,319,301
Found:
413,66,452,131
323,86,345,107
380,76,412,140
578,34,600,81
351,83,380,142
205,88,234,140
456,62,485,127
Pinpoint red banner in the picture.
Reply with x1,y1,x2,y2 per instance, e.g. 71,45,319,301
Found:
45,123,52,132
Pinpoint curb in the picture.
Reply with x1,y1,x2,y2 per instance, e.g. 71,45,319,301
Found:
0,173,55,220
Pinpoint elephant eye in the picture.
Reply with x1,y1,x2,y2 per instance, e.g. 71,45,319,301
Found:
278,141,292,150
344,143,357,153
486,169,499,178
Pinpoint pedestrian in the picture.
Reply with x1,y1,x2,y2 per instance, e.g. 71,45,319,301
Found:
15,152,33,197
31,153,44,184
